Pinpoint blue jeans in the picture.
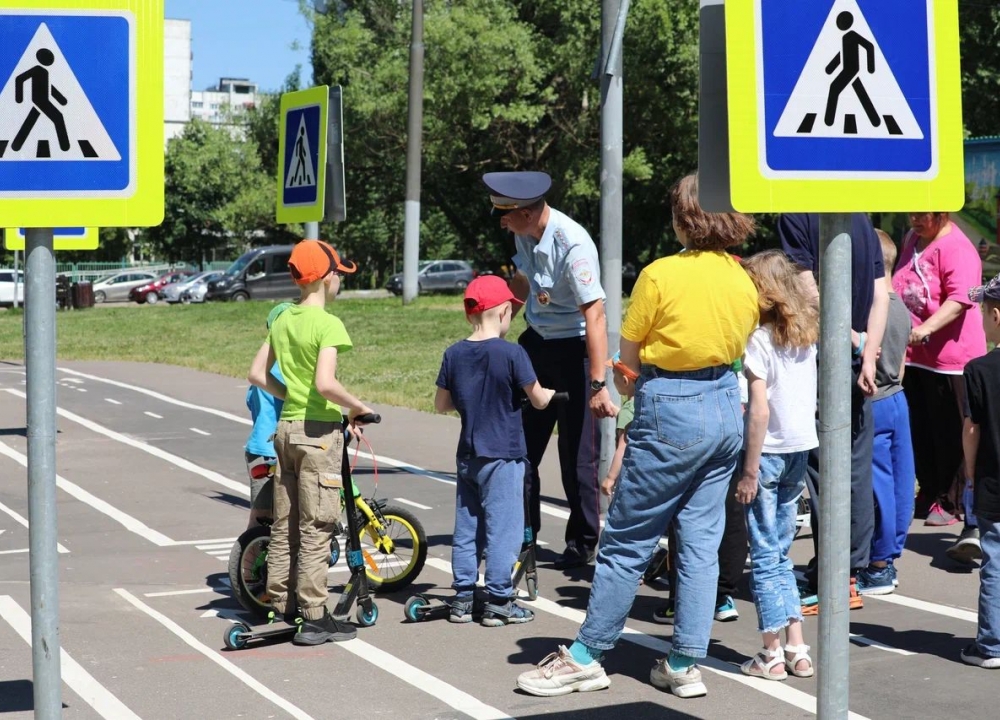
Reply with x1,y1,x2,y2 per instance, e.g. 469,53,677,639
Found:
871,391,916,562
977,517,1000,657
576,366,744,657
452,457,525,602
745,452,808,634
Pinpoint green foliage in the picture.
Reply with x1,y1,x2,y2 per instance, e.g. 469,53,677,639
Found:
960,3,1000,138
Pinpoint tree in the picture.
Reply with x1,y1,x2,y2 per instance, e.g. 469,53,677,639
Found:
146,119,282,265
959,3,1000,138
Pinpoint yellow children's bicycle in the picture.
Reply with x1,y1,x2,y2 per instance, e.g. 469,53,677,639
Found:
227,420,427,624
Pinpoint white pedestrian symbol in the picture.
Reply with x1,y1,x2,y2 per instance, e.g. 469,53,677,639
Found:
0,23,120,160
285,114,316,189
773,0,923,140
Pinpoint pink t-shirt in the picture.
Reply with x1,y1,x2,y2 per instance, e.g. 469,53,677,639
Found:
891,225,987,374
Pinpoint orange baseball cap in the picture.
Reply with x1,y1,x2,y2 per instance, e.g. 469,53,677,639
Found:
289,240,357,285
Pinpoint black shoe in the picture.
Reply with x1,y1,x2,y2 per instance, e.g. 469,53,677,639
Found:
553,545,596,570
292,610,357,645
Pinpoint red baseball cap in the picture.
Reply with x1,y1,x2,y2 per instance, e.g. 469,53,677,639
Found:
463,275,523,314
289,240,357,285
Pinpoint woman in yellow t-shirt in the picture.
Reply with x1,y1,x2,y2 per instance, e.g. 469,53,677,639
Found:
517,174,759,700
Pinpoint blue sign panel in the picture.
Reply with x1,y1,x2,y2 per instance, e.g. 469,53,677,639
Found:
16,227,85,237
759,0,934,178
0,13,132,195
282,104,321,208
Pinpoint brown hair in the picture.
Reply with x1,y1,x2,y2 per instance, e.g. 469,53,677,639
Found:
875,229,896,274
670,174,756,251
742,250,819,349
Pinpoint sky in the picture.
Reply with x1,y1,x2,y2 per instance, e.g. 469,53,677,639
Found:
165,0,315,92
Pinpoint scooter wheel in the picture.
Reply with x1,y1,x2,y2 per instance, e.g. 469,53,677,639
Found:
224,622,250,650
526,577,538,601
357,602,379,627
404,595,429,622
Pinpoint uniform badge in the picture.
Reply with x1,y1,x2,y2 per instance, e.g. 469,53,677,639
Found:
537,290,551,306
572,258,594,286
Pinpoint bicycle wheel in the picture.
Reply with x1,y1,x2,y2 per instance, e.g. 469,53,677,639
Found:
228,525,273,622
358,504,427,593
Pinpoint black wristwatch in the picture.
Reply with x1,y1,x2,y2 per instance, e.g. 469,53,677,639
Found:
590,379,607,392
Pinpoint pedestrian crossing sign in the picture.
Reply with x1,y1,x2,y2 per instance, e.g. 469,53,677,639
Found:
0,1,163,227
726,0,963,212
277,86,329,224
3,227,98,251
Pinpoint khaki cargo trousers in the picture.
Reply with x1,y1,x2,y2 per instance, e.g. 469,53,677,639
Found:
267,419,344,621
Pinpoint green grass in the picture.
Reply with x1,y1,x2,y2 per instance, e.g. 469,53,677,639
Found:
0,296,519,413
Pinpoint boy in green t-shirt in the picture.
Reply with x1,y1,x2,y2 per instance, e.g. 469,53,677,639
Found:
248,240,374,645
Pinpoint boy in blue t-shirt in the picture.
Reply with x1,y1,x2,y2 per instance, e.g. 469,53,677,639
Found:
435,276,556,626
244,302,292,530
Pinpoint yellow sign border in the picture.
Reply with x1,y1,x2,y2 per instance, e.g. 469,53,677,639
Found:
276,86,329,224
4,227,99,251
0,0,163,227
726,0,964,213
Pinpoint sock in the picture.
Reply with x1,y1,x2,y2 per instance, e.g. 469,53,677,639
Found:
964,480,978,528
667,651,697,673
568,641,601,666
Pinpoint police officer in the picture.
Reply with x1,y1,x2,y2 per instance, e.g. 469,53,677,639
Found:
483,171,618,570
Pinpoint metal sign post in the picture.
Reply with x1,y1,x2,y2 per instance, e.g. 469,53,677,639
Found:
817,214,853,719
25,227,60,719
13,249,19,310
401,0,425,305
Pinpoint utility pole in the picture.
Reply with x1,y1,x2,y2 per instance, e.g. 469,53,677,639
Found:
599,0,629,482
401,0,424,304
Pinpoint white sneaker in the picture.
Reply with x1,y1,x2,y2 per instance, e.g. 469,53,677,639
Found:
650,659,708,698
516,645,611,697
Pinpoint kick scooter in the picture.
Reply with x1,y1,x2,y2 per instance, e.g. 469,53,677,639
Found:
224,413,382,650
404,392,570,623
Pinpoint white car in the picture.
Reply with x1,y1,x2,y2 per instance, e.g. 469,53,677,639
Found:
0,269,25,307
91,270,158,303
179,271,224,304
160,271,223,304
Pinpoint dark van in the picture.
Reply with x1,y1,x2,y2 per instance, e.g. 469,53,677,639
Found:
205,246,298,302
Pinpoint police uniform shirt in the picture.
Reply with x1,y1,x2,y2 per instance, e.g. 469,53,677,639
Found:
512,208,606,340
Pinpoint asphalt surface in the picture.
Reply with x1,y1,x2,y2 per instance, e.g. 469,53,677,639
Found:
0,359,992,719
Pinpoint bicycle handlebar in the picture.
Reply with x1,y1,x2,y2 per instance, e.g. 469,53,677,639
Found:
354,412,382,425
551,392,570,404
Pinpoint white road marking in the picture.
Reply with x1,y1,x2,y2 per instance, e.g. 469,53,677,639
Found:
144,587,227,598
327,565,351,574
0,548,29,555
77,388,87,393
114,589,317,720
104,398,122,405
58,367,252,425
0,595,143,719
172,537,237,546
63,377,83,384
4,389,250,498
0,441,173,547
206,550,231,557
394,498,432,510
196,542,235,551
190,427,211,436
849,633,916,656
0,498,70,553
870,592,978,624
200,608,244,622
424,558,870,720
144,411,163,419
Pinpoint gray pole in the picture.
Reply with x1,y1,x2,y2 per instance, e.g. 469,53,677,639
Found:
25,228,62,719
599,0,628,483
13,249,19,310
401,0,424,305
817,214,853,720
304,221,319,240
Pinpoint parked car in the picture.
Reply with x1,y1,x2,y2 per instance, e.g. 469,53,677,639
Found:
91,270,159,303
180,271,225,304
205,246,297,302
384,260,476,296
128,271,195,305
160,271,223,304
0,269,24,307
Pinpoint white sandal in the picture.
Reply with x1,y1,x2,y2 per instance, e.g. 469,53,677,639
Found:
784,644,815,678
740,647,787,681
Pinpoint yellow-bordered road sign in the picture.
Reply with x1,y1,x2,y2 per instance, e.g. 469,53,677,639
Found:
0,1,164,227
277,86,329,224
4,227,98,250
726,0,963,212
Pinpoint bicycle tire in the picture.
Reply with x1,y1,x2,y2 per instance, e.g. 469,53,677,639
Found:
228,525,273,621
359,504,428,593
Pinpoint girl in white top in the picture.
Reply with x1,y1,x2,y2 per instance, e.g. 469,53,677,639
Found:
736,250,819,682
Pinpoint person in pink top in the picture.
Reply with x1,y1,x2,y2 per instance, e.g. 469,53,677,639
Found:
892,212,987,542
